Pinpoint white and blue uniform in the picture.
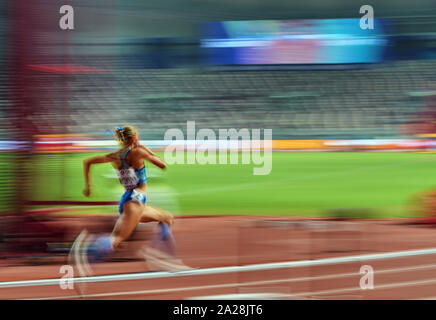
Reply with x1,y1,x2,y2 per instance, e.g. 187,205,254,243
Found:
117,148,147,214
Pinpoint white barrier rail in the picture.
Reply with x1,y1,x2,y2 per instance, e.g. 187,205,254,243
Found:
1,247,436,289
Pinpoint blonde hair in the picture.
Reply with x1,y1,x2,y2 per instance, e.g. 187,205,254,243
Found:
115,125,138,147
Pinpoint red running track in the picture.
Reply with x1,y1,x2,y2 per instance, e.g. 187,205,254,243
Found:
1,216,436,300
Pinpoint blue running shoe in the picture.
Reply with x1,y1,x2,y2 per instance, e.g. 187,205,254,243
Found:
86,235,114,263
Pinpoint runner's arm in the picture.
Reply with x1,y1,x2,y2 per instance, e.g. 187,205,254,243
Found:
83,153,117,196
138,146,166,170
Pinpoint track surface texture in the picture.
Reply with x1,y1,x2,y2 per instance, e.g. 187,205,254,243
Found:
1,216,436,300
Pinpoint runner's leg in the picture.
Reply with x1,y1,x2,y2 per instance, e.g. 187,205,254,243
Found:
87,201,143,262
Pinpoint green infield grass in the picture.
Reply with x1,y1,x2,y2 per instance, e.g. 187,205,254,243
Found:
2,152,436,218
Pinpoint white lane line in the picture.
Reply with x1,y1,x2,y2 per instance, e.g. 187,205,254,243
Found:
297,277,436,299
3,247,436,289
25,262,436,300
188,293,296,300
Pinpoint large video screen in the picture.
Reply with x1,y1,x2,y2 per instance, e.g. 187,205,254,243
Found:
201,19,390,65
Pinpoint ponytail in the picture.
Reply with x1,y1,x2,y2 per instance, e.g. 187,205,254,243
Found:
114,125,137,147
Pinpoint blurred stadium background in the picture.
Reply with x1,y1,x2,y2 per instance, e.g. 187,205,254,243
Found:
2,0,436,299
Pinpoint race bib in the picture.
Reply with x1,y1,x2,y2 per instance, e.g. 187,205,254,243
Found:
117,168,139,189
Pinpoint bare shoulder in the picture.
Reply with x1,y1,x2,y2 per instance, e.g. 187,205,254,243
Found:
128,147,139,158
139,144,156,156
106,151,121,160
107,151,122,169
133,145,152,156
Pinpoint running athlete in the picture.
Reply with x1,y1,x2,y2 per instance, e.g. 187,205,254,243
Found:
70,126,183,272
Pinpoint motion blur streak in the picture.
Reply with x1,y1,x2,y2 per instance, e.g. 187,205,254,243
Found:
1,0,436,300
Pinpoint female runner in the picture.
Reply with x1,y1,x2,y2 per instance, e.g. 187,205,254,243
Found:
71,125,181,270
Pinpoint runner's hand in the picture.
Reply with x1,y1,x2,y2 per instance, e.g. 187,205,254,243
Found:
83,186,91,197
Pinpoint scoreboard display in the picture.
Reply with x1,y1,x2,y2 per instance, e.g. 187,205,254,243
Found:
201,19,391,65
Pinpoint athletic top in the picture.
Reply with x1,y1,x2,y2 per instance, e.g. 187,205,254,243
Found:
116,148,147,190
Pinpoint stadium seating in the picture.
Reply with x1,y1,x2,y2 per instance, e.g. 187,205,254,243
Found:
17,58,436,140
